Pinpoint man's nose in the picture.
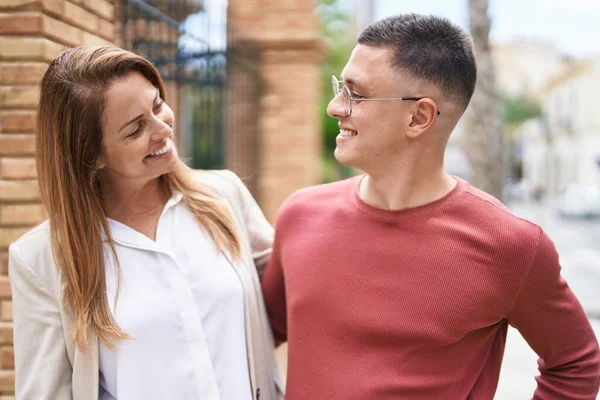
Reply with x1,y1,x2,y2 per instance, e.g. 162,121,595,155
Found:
327,92,346,119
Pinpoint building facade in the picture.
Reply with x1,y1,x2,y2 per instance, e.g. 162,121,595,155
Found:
521,59,600,195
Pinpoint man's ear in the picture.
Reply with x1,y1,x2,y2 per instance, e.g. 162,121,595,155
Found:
407,98,438,139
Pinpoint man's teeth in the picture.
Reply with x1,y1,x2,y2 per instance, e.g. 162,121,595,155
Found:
340,129,357,137
149,142,170,156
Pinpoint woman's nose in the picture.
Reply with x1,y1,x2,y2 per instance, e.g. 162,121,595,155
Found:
150,115,172,140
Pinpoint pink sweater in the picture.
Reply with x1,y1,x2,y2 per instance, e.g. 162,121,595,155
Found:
262,176,600,400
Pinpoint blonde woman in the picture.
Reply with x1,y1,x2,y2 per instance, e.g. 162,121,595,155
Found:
9,46,283,400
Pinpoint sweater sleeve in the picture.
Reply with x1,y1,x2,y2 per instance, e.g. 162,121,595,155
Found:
261,221,288,346
507,229,600,399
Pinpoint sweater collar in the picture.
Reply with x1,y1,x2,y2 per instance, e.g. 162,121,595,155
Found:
350,175,467,220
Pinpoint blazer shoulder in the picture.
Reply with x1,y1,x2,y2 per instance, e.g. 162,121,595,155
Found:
9,220,52,260
9,220,58,283
195,169,242,191
195,169,248,208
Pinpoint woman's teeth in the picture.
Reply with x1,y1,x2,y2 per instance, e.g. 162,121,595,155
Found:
340,129,357,137
148,141,170,156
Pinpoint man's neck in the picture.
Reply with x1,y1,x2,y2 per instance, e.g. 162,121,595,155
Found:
359,166,457,212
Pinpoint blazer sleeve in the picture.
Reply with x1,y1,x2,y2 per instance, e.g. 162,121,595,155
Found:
9,244,73,399
221,170,274,279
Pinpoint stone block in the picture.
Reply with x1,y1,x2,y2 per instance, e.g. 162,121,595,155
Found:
0,87,39,108
0,228,30,250
1,303,11,322
43,14,84,47
63,1,100,34
0,13,42,35
0,135,36,157
0,158,37,180
0,37,65,62
0,369,14,392
98,17,114,40
81,0,113,20
0,252,7,276
0,111,36,133
0,204,45,226
81,31,112,46
0,181,40,202
0,279,10,300
0,346,14,370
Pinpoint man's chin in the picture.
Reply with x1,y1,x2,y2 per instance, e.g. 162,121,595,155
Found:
334,148,358,169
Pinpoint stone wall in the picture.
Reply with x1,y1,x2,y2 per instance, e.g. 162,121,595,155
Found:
0,0,115,395
228,0,323,222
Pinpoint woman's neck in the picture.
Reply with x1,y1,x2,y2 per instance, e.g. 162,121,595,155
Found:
101,176,169,221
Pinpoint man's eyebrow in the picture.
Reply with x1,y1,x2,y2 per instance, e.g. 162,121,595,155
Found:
117,91,160,133
342,75,368,92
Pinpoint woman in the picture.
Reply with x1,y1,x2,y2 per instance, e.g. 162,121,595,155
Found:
8,45,283,400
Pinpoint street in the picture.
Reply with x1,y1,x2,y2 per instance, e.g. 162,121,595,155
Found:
495,200,600,399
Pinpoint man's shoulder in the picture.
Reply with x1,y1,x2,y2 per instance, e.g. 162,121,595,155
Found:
458,180,543,244
280,177,357,214
277,177,358,228
461,181,509,212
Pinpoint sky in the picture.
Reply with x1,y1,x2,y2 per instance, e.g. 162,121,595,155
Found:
372,0,600,58
182,0,599,57
183,0,228,51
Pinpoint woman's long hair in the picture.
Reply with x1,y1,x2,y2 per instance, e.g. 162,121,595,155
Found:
37,45,241,350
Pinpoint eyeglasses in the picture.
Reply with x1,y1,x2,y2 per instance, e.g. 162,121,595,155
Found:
331,75,440,117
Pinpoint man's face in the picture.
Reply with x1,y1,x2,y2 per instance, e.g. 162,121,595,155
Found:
327,44,416,172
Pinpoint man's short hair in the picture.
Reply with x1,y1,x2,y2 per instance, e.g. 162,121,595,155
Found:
358,14,477,109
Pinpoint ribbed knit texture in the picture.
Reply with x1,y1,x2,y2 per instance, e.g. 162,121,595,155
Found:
262,176,600,400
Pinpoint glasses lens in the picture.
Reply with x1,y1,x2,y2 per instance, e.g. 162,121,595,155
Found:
342,86,351,115
332,76,339,97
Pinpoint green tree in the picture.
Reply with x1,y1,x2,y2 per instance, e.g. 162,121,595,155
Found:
502,94,542,180
503,95,541,125
315,0,355,182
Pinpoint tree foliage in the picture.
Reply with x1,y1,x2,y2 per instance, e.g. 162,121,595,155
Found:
503,95,541,126
315,0,356,182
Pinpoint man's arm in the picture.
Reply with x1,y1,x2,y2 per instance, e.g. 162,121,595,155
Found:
261,227,288,346
507,229,600,399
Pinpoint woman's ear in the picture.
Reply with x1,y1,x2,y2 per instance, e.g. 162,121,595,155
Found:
96,154,106,170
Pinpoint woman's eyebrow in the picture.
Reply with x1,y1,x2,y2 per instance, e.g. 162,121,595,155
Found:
117,91,160,133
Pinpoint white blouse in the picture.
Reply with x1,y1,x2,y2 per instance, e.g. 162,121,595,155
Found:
98,192,252,400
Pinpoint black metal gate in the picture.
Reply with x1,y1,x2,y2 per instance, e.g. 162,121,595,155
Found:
120,0,261,193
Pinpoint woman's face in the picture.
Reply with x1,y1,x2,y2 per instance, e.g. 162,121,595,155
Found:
98,71,178,189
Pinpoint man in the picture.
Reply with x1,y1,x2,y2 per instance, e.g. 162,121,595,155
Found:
261,13,600,400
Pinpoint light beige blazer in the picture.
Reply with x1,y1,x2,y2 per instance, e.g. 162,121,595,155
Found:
9,170,284,400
